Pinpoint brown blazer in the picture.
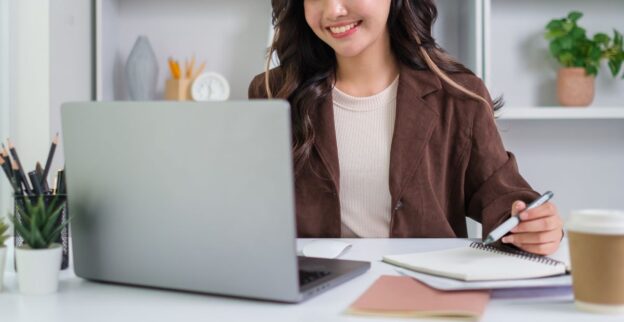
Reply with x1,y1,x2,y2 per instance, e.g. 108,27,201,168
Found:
248,64,539,238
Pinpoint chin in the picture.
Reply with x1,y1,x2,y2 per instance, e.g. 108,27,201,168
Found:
332,45,367,58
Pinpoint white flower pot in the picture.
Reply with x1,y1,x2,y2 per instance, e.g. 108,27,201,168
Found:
15,244,62,295
0,246,6,292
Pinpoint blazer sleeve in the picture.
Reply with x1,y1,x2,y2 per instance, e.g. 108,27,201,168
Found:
463,80,540,238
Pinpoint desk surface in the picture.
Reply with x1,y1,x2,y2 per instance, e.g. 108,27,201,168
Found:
0,238,617,322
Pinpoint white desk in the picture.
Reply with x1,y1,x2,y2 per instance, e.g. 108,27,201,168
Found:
0,238,617,322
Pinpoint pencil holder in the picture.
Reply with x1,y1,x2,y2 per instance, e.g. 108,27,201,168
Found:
13,194,69,270
164,78,192,101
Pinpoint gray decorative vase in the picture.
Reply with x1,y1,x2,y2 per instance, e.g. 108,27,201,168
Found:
126,36,159,100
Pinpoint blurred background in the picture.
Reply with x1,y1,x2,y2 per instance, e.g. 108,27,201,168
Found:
0,0,623,238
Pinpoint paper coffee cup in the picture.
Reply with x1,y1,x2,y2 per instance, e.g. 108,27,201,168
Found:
567,209,624,314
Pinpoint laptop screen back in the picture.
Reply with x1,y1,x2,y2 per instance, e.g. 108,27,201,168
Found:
62,101,300,301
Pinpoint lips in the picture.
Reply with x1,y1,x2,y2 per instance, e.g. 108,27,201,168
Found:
326,20,362,37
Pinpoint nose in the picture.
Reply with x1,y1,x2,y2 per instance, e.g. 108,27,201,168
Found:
323,0,348,20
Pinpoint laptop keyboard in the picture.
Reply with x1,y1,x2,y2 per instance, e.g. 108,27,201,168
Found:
299,270,331,286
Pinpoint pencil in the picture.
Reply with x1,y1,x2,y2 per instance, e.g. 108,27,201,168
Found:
168,58,180,80
0,156,8,177
42,133,58,188
0,157,18,192
187,55,196,79
7,139,32,193
0,143,11,176
173,60,181,80
12,161,24,195
192,61,206,80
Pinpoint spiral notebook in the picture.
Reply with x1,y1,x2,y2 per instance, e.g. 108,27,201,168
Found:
383,242,569,282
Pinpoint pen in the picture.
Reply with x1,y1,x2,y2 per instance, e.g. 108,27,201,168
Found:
42,133,59,189
483,191,555,245
28,170,43,195
55,169,66,195
36,162,50,193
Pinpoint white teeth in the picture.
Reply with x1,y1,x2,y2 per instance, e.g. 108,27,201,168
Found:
330,22,357,34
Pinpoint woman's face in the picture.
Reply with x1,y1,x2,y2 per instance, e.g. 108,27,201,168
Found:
303,0,392,58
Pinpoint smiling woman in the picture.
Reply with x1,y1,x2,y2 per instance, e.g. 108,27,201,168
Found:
249,0,565,256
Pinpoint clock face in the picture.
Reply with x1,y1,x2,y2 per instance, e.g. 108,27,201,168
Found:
191,72,230,101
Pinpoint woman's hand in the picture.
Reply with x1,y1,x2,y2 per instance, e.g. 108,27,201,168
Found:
502,200,563,255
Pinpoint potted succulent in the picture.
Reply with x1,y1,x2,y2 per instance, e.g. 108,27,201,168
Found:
545,11,624,107
9,196,69,295
0,218,9,292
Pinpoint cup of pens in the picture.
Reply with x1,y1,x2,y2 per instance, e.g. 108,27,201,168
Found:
165,56,206,101
0,135,70,271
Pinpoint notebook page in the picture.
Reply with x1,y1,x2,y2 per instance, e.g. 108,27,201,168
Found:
383,245,567,281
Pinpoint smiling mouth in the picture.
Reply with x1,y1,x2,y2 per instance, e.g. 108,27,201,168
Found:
327,21,362,35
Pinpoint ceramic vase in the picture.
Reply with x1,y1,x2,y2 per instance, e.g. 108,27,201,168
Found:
15,244,62,295
126,35,159,100
557,67,595,107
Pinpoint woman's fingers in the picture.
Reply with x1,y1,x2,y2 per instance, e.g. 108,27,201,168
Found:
517,202,558,221
503,229,562,245
511,215,562,233
505,199,563,255
511,200,526,216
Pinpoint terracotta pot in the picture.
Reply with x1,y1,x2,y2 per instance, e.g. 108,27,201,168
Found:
557,67,595,107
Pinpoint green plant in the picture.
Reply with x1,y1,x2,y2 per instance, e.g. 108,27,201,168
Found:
9,196,69,250
545,11,624,78
0,218,9,247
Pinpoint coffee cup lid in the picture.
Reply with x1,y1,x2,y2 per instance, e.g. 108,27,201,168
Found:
566,209,624,235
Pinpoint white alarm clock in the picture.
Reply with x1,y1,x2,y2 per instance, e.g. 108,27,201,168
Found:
191,72,230,101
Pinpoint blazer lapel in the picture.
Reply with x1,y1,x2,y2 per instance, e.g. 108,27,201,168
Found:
309,66,442,198
311,93,340,192
389,67,442,203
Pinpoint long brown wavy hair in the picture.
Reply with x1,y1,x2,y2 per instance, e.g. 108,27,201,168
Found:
262,0,502,174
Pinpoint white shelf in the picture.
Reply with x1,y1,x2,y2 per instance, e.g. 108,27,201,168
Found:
95,0,272,101
497,107,624,120
485,0,624,108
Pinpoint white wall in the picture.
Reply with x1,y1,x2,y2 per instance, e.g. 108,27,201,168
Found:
7,0,91,195
0,0,12,221
12,0,51,179
49,0,93,173
0,0,51,224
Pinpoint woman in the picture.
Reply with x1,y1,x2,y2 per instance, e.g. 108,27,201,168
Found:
248,0,563,255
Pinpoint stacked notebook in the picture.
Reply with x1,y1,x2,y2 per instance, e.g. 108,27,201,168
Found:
348,275,490,320
383,242,569,281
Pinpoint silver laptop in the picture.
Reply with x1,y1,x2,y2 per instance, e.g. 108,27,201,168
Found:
61,101,369,302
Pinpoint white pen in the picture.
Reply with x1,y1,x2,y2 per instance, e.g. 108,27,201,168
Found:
483,191,555,245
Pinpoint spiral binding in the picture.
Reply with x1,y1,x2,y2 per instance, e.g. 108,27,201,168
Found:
470,242,565,267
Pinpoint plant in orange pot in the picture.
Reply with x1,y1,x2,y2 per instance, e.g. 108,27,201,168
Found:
545,11,623,107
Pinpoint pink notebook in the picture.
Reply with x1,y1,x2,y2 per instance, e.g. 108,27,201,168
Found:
348,275,490,320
